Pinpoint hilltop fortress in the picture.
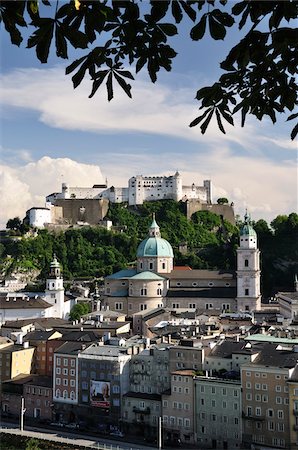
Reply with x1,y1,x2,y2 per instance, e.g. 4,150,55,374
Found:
26,172,234,228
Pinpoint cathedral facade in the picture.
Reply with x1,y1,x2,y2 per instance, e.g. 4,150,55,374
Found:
103,214,261,316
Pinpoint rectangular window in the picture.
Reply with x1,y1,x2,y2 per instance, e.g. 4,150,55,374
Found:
63,358,68,366
255,407,261,416
71,360,75,367
245,288,249,296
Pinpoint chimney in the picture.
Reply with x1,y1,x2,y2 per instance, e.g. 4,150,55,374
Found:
23,341,29,349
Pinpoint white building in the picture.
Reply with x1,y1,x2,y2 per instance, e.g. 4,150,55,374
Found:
26,206,52,228
0,257,73,324
46,172,212,206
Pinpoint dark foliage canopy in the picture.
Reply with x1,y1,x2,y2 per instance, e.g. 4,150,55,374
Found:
1,0,297,138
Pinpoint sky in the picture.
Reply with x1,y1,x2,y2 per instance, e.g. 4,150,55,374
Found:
1,3,297,229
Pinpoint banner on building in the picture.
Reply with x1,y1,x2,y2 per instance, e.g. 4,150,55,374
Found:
90,380,110,408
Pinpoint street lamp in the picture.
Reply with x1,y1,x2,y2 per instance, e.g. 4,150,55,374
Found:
20,397,26,432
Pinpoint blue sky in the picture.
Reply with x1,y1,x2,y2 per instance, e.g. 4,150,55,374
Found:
1,2,296,228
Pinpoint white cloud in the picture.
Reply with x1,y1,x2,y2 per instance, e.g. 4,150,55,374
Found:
0,65,286,152
1,66,296,228
0,157,104,228
0,152,296,230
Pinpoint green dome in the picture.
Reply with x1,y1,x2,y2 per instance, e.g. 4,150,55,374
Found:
137,216,174,258
137,237,174,258
50,254,60,268
240,212,257,237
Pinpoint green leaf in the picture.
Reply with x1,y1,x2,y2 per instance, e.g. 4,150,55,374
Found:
190,15,207,41
150,1,170,21
220,108,234,126
200,110,214,134
89,71,109,98
180,1,196,22
290,123,298,141
65,55,88,75
171,1,183,23
60,23,89,49
158,23,178,37
208,14,226,40
231,1,247,16
106,71,113,101
136,57,147,74
287,113,298,122
117,70,134,80
27,19,55,63
215,109,226,134
189,108,211,128
114,72,132,98
71,60,89,88
55,23,68,59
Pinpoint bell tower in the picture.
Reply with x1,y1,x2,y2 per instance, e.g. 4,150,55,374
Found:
45,254,65,317
236,212,261,312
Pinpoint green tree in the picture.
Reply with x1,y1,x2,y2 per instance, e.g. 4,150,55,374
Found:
217,197,229,205
69,302,91,321
6,216,22,231
1,1,297,139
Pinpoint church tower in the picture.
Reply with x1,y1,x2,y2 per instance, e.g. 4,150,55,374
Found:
45,255,65,318
236,212,261,312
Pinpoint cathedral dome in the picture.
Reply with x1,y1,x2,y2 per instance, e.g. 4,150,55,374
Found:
136,217,174,258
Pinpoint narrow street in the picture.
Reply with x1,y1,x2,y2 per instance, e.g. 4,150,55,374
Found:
0,422,159,450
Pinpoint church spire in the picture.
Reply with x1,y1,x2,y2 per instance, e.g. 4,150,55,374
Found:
149,213,161,238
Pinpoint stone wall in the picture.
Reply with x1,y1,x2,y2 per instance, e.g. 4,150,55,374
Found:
53,198,109,225
185,200,235,224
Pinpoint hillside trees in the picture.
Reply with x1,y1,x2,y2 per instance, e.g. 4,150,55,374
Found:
1,1,297,139
1,204,297,295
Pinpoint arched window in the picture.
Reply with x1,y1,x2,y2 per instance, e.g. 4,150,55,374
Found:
157,288,162,295
141,288,147,296
70,391,75,400
63,390,68,399
245,259,249,267
55,389,60,398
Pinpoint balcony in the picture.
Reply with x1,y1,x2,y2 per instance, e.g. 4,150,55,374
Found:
133,406,150,414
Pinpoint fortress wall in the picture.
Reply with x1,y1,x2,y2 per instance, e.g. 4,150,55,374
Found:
54,198,109,225
186,200,235,225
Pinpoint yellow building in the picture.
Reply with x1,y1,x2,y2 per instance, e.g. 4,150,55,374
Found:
287,367,298,450
0,342,35,382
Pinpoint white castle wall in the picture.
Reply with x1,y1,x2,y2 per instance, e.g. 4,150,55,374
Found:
28,208,52,228
46,173,212,207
